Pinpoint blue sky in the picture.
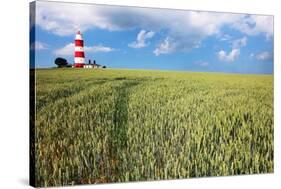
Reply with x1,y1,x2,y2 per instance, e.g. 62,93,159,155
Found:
32,1,273,74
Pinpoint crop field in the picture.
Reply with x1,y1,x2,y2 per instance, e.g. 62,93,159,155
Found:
34,68,273,187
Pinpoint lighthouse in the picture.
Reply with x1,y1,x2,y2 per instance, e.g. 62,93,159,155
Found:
74,31,85,68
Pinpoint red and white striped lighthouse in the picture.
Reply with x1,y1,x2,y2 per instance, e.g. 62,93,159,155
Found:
74,31,85,68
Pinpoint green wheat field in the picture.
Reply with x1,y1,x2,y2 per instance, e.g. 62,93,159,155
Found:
34,68,273,187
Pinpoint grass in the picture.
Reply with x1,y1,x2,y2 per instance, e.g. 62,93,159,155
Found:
34,68,273,187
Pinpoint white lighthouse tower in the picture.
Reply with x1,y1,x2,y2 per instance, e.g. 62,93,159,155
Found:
74,31,85,68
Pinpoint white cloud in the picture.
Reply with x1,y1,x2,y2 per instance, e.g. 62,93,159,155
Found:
217,48,240,62
199,62,209,66
250,53,255,59
195,61,209,66
53,43,74,56
232,15,273,38
85,45,115,53
153,37,175,56
31,41,48,50
255,51,272,61
218,34,232,41
36,2,109,36
129,30,155,48
54,43,115,56
232,36,247,48
216,36,246,63
36,1,273,55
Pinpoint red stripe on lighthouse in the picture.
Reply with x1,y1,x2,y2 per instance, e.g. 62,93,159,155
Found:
74,63,84,68
75,51,85,57
75,40,84,46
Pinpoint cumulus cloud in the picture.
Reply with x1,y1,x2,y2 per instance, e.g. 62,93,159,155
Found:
153,37,175,56
53,43,74,56
129,30,155,48
217,49,240,62
195,61,209,67
232,15,273,39
217,36,247,62
31,41,48,50
85,45,115,53
218,34,232,41
54,43,115,56
255,51,273,61
250,53,255,59
36,1,273,55
232,36,247,48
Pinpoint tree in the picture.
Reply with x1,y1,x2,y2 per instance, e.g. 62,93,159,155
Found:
54,57,68,68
